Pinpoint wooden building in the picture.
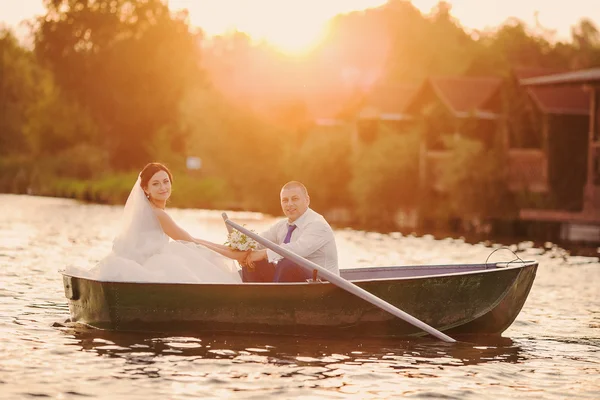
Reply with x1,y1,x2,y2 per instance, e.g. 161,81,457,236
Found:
355,84,419,143
349,69,600,242
508,68,590,210
404,76,503,191
520,68,600,242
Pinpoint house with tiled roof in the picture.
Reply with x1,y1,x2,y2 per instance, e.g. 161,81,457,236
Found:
508,67,590,212
358,84,419,120
354,84,420,143
415,77,503,120
403,76,504,192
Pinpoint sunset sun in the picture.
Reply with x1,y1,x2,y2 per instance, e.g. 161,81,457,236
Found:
169,0,388,55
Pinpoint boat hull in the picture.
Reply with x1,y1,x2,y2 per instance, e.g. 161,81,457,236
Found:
62,262,537,338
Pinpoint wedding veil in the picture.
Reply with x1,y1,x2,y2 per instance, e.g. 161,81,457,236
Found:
111,176,167,264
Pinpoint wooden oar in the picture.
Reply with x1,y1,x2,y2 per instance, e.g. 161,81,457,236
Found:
224,215,456,343
222,212,234,234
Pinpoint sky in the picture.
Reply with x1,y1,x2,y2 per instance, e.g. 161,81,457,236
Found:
2,0,600,53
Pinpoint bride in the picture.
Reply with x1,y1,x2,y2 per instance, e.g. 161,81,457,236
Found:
67,162,246,283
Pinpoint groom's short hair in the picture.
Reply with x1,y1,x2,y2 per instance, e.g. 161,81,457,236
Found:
282,181,308,196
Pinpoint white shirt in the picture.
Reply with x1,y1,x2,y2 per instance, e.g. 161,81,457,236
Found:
260,208,339,275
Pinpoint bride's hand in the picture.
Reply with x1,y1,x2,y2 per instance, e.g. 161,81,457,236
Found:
234,250,251,265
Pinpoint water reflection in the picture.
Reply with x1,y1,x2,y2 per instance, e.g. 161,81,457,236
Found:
61,324,525,379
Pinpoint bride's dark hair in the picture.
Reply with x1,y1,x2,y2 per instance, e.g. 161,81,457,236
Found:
140,162,173,189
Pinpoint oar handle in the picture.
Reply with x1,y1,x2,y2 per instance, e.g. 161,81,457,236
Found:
222,212,233,234
225,218,456,343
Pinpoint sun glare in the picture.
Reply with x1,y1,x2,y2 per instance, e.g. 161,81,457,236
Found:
1,0,598,49
169,0,387,55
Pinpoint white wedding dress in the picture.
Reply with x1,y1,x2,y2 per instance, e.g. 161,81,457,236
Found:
66,177,242,284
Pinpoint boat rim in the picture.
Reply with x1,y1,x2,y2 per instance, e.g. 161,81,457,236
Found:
59,260,538,286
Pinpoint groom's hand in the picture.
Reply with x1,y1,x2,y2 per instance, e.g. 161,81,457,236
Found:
246,249,268,269
237,250,252,267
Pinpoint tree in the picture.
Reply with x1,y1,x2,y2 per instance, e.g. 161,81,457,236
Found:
1,28,96,156
179,85,287,213
350,129,420,228
0,29,38,156
437,136,515,221
283,127,353,211
477,19,573,73
35,0,204,169
571,19,600,68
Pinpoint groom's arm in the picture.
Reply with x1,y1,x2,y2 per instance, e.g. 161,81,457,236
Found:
257,221,280,249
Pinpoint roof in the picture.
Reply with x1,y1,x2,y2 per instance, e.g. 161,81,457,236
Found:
514,68,590,116
513,67,565,81
520,67,600,86
358,84,419,120
407,76,503,119
431,77,502,114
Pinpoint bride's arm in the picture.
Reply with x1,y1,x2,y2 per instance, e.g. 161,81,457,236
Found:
154,209,248,262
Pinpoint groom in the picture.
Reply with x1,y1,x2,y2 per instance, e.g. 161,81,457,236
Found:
241,181,339,282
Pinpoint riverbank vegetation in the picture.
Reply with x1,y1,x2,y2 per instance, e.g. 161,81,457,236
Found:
2,0,600,232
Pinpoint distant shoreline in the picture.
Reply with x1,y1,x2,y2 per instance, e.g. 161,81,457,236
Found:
4,192,598,257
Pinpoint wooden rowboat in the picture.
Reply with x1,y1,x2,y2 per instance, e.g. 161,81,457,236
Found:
61,261,537,338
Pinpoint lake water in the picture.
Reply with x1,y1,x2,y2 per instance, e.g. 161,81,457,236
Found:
1,194,599,399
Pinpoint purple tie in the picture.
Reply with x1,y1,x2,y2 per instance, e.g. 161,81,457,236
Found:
283,224,296,244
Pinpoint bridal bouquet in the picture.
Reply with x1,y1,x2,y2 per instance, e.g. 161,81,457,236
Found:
225,227,259,251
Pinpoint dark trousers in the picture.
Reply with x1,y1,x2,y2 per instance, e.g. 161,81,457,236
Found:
242,258,312,283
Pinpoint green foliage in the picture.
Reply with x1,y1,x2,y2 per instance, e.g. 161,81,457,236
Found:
168,174,230,209
28,170,229,209
504,76,544,149
0,156,33,193
42,173,136,204
570,19,600,67
146,127,187,173
0,29,44,155
419,102,456,150
0,28,99,159
34,144,110,180
86,173,138,203
350,129,420,227
0,144,109,194
436,136,516,220
28,83,100,156
1,0,600,231
328,0,479,82
35,0,203,169
469,20,562,75
282,126,353,211
179,86,287,214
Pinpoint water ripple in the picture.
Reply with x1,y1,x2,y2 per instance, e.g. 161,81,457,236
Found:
0,194,599,399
